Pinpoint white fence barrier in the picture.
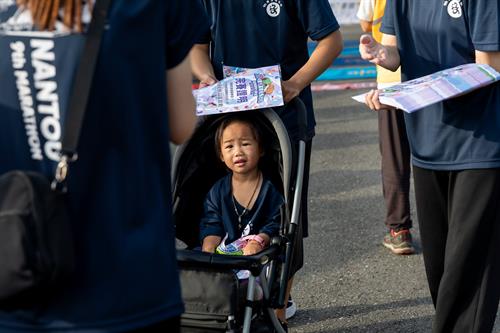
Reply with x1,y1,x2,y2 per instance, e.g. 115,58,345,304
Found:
330,0,360,25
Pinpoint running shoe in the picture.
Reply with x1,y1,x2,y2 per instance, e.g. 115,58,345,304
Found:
383,229,415,255
285,296,297,320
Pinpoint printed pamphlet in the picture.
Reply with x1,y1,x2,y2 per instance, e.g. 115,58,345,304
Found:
216,234,257,280
193,65,284,116
352,63,500,113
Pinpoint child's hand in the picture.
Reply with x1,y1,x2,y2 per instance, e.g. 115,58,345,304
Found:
201,246,216,253
202,235,222,253
243,240,263,255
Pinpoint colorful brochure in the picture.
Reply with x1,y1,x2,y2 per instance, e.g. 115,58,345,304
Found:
193,65,284,116
352,63,500,113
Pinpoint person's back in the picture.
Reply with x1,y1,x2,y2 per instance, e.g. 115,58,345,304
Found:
0,1,204,331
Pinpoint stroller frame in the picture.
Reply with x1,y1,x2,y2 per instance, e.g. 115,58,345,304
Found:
172,99,308,333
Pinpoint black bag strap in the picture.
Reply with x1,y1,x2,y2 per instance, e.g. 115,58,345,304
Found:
53,0,112,189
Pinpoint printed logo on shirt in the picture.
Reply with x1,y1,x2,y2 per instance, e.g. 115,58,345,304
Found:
263,0,282,18
443,0,463,19
1,4,87,162
9,39,63,161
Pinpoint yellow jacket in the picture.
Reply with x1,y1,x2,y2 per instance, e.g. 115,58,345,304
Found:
372,0,401,84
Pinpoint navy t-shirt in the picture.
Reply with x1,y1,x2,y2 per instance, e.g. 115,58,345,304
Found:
200,174,284,244
198,0,339,139
0,1,205,332
381,0,500,170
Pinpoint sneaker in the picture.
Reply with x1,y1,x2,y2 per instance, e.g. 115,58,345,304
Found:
383,229,415,255
285,296,297,320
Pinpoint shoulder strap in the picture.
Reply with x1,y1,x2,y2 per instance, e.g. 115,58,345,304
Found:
53,0,112,188
61,0,112,155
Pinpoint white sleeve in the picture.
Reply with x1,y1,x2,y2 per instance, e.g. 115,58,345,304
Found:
356,0,374,22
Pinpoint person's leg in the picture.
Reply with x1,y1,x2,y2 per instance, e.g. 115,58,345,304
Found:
275,277,294,323
128,316,180,333
379,108,413,254
430,169,500,333
378,108,412,231
413,166,448,305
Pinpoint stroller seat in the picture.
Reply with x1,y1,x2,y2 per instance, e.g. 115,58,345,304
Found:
172,101,309,333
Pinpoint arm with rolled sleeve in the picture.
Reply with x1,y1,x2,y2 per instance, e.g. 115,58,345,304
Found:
200,188,225,252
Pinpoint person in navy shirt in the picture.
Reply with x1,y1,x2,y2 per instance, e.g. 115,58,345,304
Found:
0,1,205,332
200,115,284,255
190,0,343,322
360,0,500,331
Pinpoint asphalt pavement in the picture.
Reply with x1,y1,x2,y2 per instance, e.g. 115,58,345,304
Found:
288,88,500,333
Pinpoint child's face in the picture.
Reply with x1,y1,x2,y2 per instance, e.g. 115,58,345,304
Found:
220,121,262,175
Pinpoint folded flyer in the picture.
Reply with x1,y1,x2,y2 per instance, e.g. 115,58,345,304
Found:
352,63,500,113
193,65,284,116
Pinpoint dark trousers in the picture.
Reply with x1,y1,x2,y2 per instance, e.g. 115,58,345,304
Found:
128,316,180,333
378,108,412,230
413,166,500,333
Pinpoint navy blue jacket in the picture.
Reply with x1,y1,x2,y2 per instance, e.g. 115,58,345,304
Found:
200,174,284,244
0,1,206,331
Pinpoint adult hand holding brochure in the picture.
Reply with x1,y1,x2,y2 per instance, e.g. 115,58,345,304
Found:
193,65,284,116
352,63,500,113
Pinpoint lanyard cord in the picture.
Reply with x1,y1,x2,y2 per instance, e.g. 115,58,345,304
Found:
232,172,261,230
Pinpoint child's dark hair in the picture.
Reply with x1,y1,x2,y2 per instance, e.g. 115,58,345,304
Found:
214,114,263,158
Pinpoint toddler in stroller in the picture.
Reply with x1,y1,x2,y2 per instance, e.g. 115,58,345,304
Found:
172,101,309,333
200,114,284,258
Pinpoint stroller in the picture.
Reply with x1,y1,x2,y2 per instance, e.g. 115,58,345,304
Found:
172,99,308,333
